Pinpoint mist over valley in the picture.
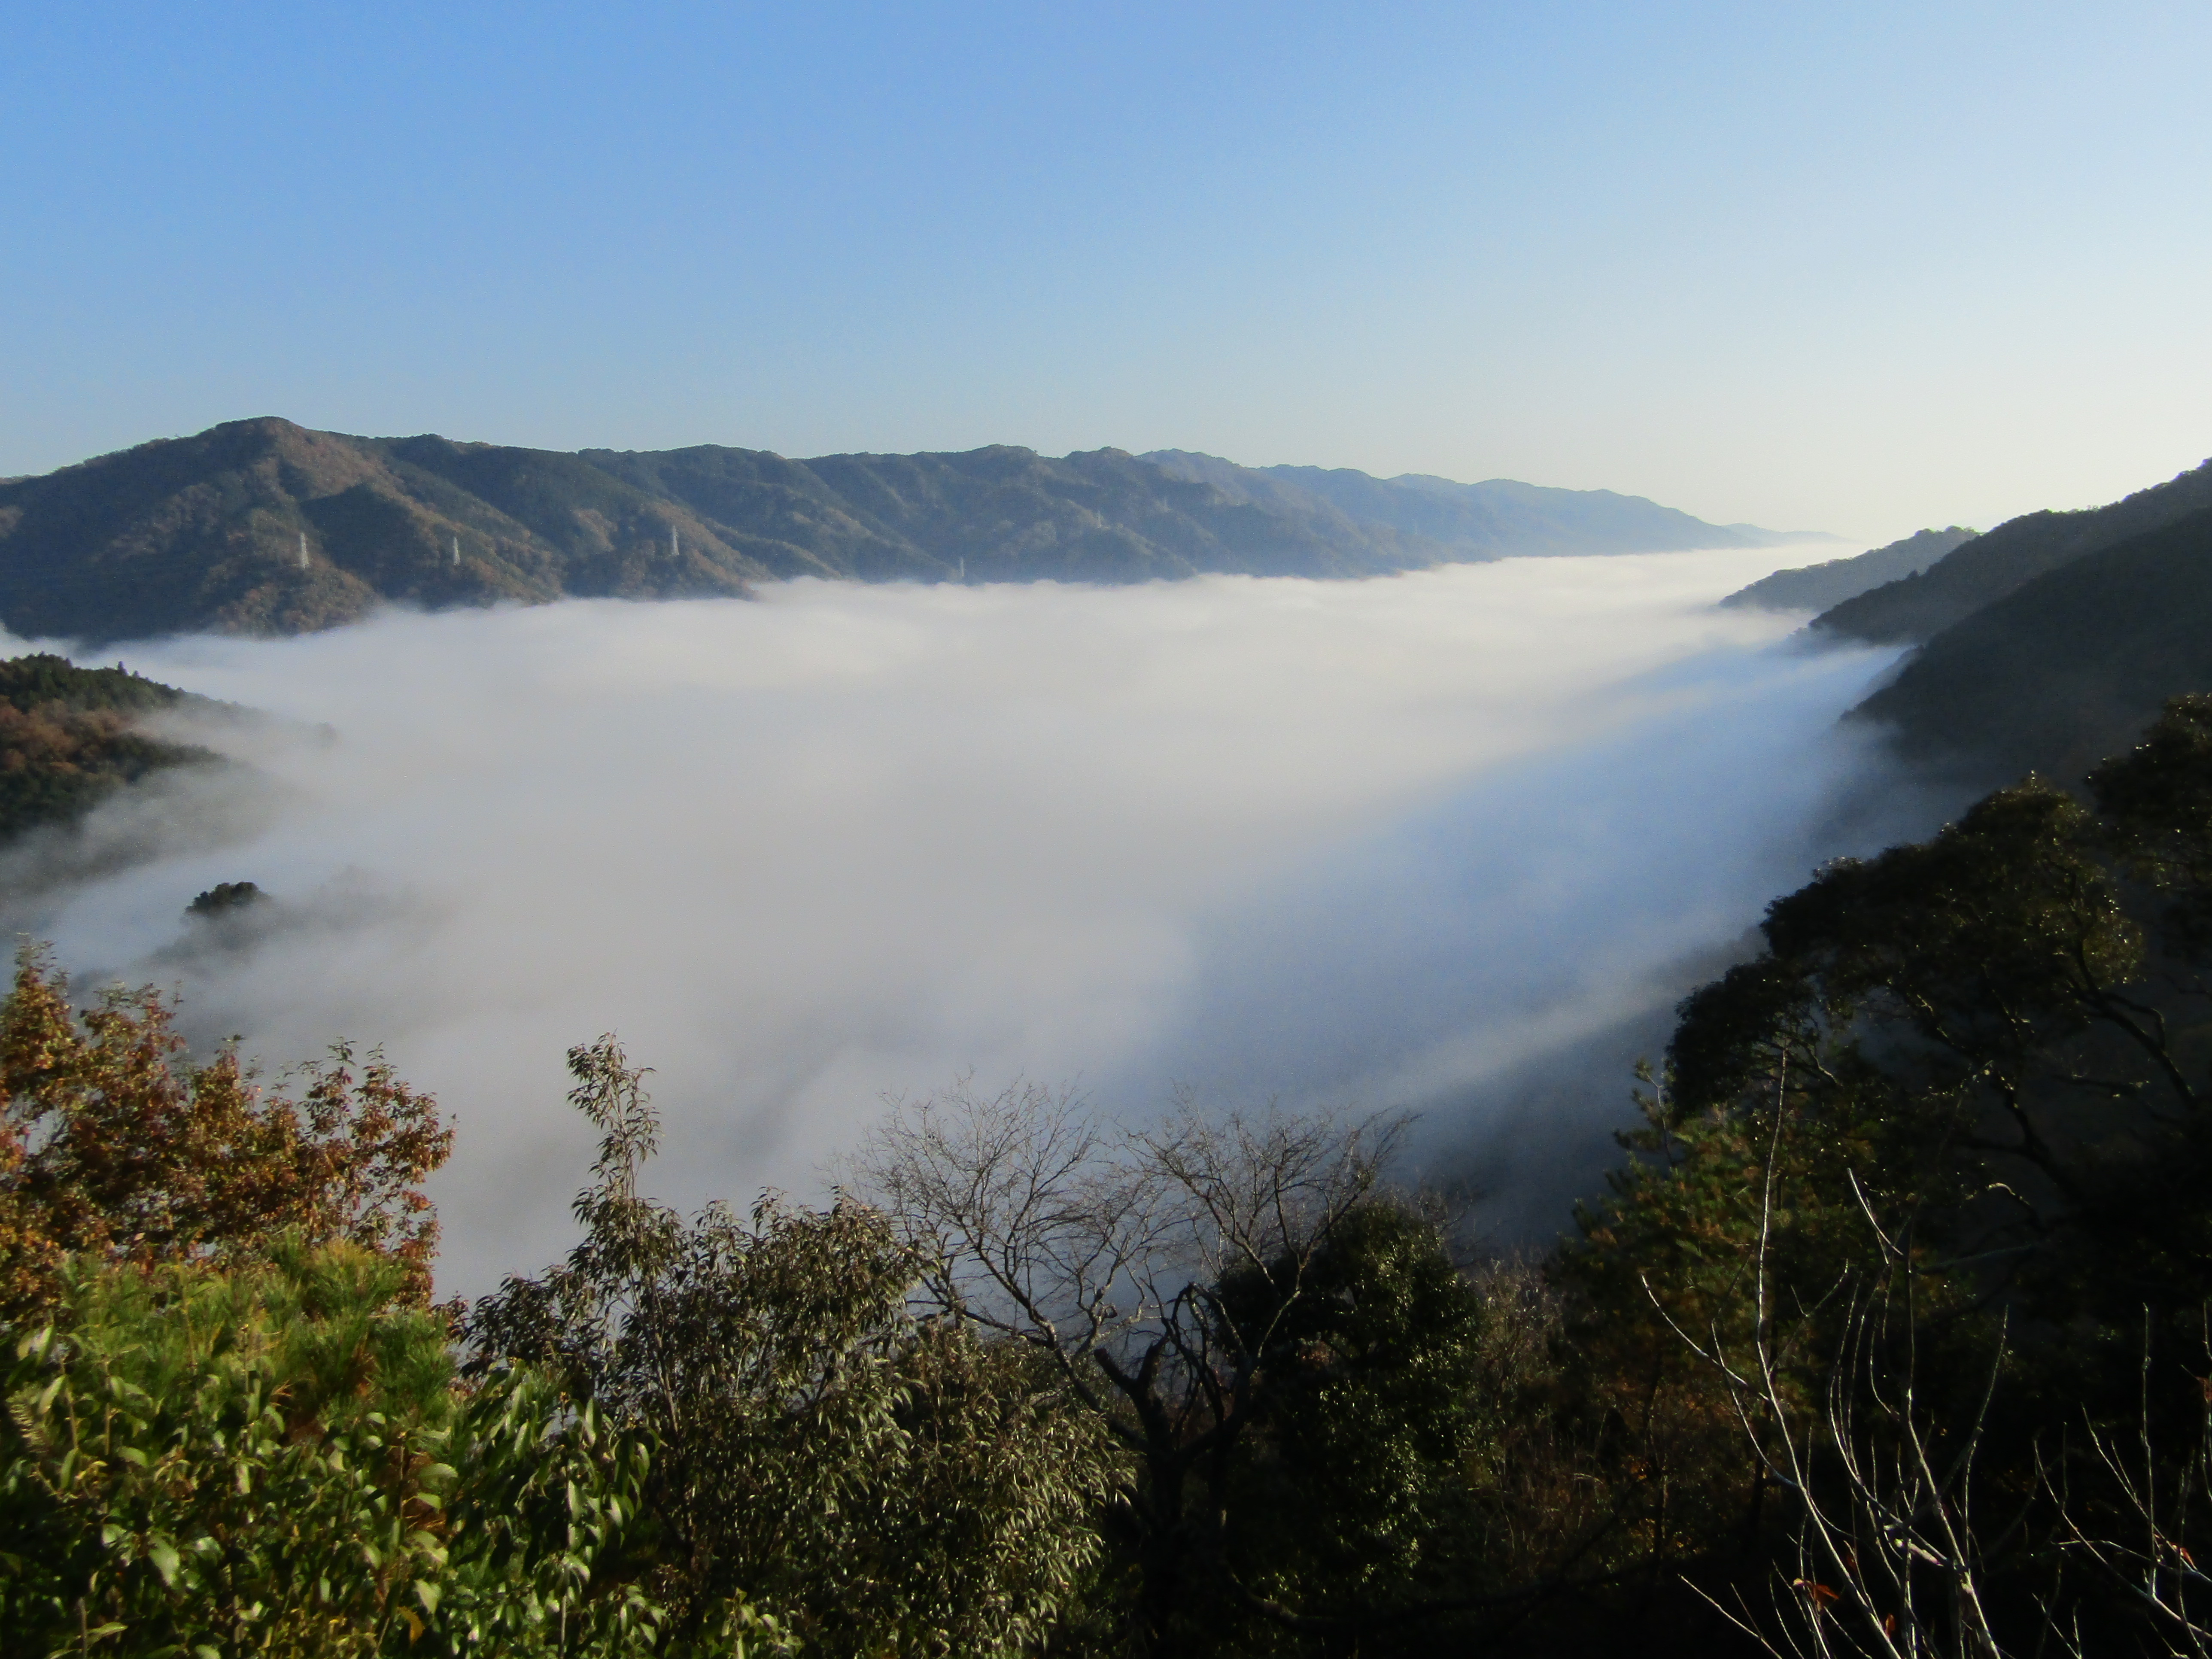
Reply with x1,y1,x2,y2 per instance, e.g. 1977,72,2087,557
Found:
0,547,1920,1291
13,13,2212,1644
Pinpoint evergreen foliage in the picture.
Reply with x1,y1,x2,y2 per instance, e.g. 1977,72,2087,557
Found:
0,1243,698,1658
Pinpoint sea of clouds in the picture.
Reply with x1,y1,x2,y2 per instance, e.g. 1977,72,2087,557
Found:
2,550,1935,1291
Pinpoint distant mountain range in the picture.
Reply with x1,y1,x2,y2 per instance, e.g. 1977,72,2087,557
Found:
1140,451,1828,559
0,419,1826,645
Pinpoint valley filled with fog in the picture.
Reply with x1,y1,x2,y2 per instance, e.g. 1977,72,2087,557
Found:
1,550,1930,1291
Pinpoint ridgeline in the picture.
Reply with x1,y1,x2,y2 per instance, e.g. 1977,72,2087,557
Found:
0,419,1820,645
1718,525,1977,613
1815,457,2212,644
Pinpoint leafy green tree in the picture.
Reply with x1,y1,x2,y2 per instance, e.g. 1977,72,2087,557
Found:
1200,1200,1498,1650
0,1239,689,1658
468,1037,1112,1657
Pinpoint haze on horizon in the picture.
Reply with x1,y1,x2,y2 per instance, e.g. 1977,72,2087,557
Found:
5,3,2209,541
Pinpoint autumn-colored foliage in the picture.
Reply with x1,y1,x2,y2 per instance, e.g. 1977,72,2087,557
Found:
0,946,450,1317
0,654,215,842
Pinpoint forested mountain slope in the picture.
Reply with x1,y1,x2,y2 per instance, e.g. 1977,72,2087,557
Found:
1720,526,1976,612
0,419,740,644
1852,503,2212,786
0,421,1815,645
1814,457,2212,644
0,654,216,840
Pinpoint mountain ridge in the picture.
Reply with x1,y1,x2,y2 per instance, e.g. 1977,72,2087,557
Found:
0,420,1828,644
1720,527,1979,614
1849,504,2212,788
1142,449,1832,557
1814,459,2212,644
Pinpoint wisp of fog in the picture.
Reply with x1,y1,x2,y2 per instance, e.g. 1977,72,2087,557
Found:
8,551,1922,1290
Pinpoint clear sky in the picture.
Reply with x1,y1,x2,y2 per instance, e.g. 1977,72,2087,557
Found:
5,2,2208,538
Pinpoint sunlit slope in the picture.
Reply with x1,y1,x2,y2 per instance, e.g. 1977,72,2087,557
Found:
0,420,1818,644
0,418,759,644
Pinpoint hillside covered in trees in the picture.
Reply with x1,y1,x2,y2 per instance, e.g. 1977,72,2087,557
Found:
1802,458,2212,787
0,654,216,842
1719,525,1977,613
1815,458,2212,644
1854,503,2212,784
15,694,2212,1655
0,419,1817,645
1140,450,1826,558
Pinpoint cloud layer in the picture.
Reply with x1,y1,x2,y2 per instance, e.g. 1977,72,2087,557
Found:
17,552,1917,1289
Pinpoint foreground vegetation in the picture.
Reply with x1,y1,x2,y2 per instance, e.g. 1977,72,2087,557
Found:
15,699,2212,1653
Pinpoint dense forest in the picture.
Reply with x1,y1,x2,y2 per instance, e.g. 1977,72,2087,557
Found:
0,654,215,842
1781,460,2212,789
12,693,2212,1655
1854,503,2212,786
0,420,1812,645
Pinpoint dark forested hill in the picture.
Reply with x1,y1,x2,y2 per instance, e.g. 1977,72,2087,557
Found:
1851,504,2212,786
1814,459,2212,644
0,655,216,841
1720,526,1977,613
1143,449,1826,557
0,420,1819,644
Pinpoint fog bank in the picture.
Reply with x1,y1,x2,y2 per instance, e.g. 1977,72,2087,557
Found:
16,553,1917,1290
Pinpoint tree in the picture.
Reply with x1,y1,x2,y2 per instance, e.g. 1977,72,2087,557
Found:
0,946,450,1318
0,1239,683,1659
857,1078,1525,1653
466,1038,1111,1658
1556,699,2212,1650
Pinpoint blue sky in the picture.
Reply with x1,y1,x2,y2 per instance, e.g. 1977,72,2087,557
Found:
5,2,2208,536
